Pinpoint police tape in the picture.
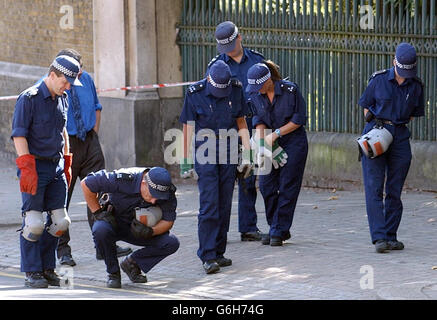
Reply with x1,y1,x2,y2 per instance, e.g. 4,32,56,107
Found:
0,95,20,101
0,81,197,101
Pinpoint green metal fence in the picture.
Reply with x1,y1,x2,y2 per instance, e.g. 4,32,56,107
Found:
178,0,437,141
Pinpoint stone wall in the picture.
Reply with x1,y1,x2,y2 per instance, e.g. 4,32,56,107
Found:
0,62,48,165
0,0,94,72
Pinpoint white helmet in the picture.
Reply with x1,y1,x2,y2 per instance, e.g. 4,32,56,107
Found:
357,126,393,159
135,206,162,227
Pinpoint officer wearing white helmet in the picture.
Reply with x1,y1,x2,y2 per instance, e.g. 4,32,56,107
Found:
358,42,425,253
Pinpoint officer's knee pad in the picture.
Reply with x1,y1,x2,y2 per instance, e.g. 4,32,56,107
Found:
22,211,44,242
46,208,71,237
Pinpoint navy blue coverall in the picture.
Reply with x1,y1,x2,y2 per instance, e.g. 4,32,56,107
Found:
83,167,180,274
11,81,69,272
179,78,245,263
358,67,424,244
250,80,308,240
206,48,265,234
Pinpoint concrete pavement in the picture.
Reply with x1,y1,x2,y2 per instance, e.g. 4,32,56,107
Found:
1,159,437,300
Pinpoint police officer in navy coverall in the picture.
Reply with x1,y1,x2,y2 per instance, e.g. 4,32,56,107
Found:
358,43,425,253
80,167,180,288
247,61,308,247
11,55,82,288
179,60,251,274
203,21,265,242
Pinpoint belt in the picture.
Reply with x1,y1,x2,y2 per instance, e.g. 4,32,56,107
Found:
382,120,394,125
382,120,406,127
374,118,406,127
69,130,94,139
199,133,237,140
33,155,61,163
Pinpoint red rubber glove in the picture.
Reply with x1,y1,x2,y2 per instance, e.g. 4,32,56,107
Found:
64,153,73,188
16,154,38,195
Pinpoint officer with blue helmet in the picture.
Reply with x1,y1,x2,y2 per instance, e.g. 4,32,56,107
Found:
202,21,266,242
358,42,425,253
11,55,82,288
80,166,180,288
247,60,308,247
179,60,251,274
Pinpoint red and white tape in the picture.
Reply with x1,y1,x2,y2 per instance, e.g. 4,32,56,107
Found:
0,81,197,101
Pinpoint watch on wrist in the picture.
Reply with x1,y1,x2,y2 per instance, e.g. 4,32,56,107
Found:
274,128,281,138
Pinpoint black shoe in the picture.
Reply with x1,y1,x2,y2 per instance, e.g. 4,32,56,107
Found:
59,254,76,267
203,260,220,274
270,236,283,247
25,272,49,288
116,245,133,258
216,256,232,267
107,271,121,288
96,250,103,260
120,256,147,283
43,269,61,286
96,245,133,260
282,231,291,241
261,234,270,245
375,240,389,253
241,231,262,241
387,240,404,251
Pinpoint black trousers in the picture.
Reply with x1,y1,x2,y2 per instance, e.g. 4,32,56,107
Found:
57,130,105,258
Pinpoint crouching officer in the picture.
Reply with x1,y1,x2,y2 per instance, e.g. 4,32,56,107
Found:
358,42,424,253
80,167,180,288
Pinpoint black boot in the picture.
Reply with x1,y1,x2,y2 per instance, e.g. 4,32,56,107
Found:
261,234,270,245
116,245,133,258
282,231,291,241
43,269,61,286
120,256,147,283
387,240,404,250
203,260,220,274
375,240,389,253
216,256,232,267
241,230,263,241
59,254,76,266
270,236,283,246
107,271,121,288
25,272,49,288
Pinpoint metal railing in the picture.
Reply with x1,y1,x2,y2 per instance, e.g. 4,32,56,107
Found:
178,0,436,140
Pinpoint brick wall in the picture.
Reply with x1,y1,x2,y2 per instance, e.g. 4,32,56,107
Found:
0,0,94,164
0,0,94,72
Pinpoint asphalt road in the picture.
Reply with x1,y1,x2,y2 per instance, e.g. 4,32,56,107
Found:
0,267,185,300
